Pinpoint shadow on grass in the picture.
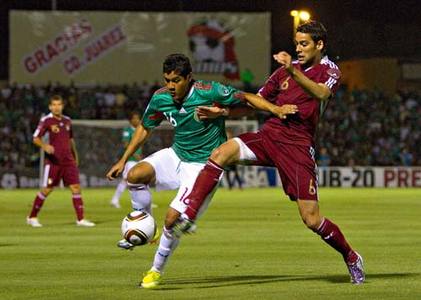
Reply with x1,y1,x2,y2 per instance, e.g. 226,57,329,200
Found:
151,272,420,290
55,219,114,226
0,243,17,247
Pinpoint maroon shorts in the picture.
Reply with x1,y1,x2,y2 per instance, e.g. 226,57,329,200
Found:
42,163,80,188
237,131,318,201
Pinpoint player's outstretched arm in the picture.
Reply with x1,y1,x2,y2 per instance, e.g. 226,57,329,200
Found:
243,93,298,119
106,124,151,180
195,105,255,120
195,95,298,120
195,106,230,120
273,51,331,101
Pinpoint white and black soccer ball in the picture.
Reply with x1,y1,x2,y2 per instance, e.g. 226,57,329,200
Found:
121,211,157,245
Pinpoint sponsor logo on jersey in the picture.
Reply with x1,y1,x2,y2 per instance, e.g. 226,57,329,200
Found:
179,107,188,114
219,86,230,96
194,81,212,91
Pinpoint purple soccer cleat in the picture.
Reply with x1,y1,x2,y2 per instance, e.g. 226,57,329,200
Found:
347,252,365,284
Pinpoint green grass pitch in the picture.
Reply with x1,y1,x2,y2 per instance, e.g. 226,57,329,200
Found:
1,187,420,299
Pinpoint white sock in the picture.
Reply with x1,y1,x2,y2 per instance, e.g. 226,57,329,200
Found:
127,182,152,214
111,180,127,204
152,227,180,273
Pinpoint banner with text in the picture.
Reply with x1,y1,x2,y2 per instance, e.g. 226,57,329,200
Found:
1,167,420,189
10,11,270,85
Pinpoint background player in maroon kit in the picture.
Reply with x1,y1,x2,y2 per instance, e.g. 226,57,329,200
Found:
27,95,95,227
177,21,365,284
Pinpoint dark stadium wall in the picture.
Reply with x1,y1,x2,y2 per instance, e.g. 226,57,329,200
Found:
338,58,400,95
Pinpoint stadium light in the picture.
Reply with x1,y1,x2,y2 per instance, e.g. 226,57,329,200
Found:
290,10,311,37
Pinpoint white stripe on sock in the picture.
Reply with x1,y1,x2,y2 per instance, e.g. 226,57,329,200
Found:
317,217,326,233
207,160,223,171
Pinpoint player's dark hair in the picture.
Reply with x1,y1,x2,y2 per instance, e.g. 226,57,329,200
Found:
49,95,64,104
297,20,328,53
163,53,192,78
127,111,140,120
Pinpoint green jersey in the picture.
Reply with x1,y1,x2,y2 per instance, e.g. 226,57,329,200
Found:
142,80,244,163
122,126,142,161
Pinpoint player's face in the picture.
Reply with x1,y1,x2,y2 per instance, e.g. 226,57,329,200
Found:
164,71,192,102
49,100,64,117
294,32,323,67
130,114,141,127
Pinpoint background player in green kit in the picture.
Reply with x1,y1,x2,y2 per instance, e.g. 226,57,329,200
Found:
110,112,144,209
106,53,298,288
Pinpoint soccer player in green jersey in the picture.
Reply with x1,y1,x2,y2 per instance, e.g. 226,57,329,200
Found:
110,112,143,209
106,53,297,288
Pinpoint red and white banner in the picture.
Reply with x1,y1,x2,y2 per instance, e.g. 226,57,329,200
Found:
10,11,270,85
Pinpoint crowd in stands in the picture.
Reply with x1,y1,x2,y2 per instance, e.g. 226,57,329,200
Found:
0,81,419,171
316,86,420,166
0,81,156,171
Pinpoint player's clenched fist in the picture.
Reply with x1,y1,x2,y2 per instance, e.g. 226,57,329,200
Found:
42,144,55,154
270,104,298,119
195,105,227,120
106,160,125,180
273,51,292,70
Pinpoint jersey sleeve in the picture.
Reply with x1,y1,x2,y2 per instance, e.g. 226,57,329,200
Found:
141,97,165,129
134,147,143,156
211,82,245,106
258,67,283,102
33,117,48,138
321,66,341,96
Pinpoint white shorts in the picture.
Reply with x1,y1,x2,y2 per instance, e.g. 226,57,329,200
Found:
142,147,216,215
233,137,258,161
122,161,138,180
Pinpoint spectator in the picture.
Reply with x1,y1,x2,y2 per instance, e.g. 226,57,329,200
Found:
317,147,331,167
0,82,419,171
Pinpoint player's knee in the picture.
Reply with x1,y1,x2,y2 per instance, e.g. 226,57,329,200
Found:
41,188,53,196
211,146,232,166
127,163,155,185
69,184,81,194
210,147,223,161
127,169,139,184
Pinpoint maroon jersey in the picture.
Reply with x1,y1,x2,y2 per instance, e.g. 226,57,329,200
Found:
33,113,75,165
259,56,341,146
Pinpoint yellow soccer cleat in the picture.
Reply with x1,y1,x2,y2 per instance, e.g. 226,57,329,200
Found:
141,269,162,289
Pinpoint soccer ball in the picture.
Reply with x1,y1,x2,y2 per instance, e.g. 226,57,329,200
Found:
121,211,157,245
